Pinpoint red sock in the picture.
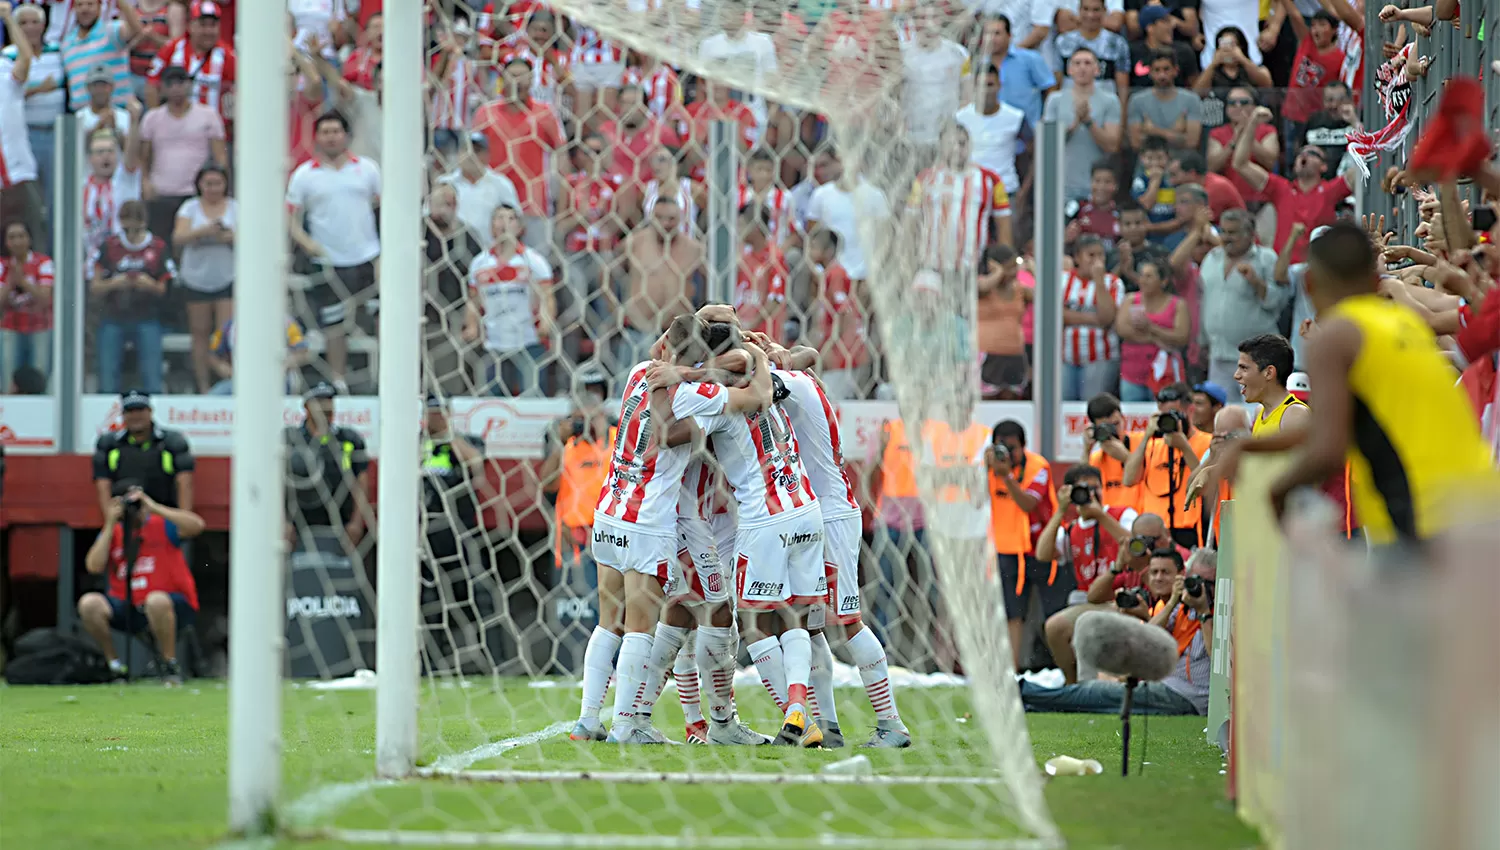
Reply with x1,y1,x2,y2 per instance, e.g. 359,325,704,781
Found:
787,683,808,710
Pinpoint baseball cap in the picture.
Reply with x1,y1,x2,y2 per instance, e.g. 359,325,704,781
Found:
1193,381,1228,406
304,382,338,402
1139,5,1173,28
191,0,222,18
86,65,113,85
121,390,152,411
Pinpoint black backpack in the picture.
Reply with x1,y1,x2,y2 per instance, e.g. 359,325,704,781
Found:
4,629,113,685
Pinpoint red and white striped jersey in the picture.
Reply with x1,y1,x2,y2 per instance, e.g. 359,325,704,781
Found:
428,53,479,131
596,365,727,528
737,183,797,245
696,394,819,526
499,37,570,106
909,164,1010,272
679,456,735,520
571,26,622,65
642,177,698,234
1061,271,1125,366
147,38,237,122
623,64,682,117
773,370,861,521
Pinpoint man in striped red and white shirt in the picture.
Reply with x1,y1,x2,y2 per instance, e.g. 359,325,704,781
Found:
497,12,571,108
569,21,624,119
1061,235,1124,401
622,57,682,120
734,205,787,341
145,1,235,125
738,148,797,249
908,123,1011,286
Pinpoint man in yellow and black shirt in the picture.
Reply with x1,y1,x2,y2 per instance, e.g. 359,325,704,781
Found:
1269,222,1500,543
93,390,195,518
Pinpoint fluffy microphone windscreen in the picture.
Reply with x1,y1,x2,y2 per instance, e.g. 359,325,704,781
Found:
1074,611,1181,682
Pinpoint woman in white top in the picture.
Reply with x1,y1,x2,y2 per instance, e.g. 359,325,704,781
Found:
8,4,64,242
639,146,702,235
172,163,236,392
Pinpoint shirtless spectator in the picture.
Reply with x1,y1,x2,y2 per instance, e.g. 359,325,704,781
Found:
617,198,701,371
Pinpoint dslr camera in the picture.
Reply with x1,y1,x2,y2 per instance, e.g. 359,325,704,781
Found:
991,442,1012,464
1069,485,1097,506
112,479,144,528
1184,574,1208,598
1156,410,1184,435
1090,422,1117,443
1116,587,1147,609
1127,535,1155,559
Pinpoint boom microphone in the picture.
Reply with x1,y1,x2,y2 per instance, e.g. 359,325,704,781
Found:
1073,611,1180,682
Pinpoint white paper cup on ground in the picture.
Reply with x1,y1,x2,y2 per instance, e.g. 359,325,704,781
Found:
1045,755,1104,776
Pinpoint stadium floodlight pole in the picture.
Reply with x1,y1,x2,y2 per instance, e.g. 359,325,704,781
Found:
375,0,424,780
1033,120,1065,462
705,120,739,305
228,0,289,834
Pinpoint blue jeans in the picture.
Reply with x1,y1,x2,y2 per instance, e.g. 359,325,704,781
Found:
0,328,52,389
27,125,54,251
482,344,547,397
1119,379,1154,402
97,319,164,393
1018,678,1199,715
1060,359,1120,402
872,524,933,646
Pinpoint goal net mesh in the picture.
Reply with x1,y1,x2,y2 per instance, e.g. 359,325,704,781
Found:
277,0,1057,846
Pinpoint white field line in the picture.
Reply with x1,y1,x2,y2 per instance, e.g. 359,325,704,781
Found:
418,767,1009,787
309,828,1061,850
429,720,573,772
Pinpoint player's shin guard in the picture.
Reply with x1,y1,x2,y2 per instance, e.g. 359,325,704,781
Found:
847,624,903,726
580,627,622,720
779,627,813,717
611,632,654,730
638,624,687,720
674,633,704,725
810,631,839,728
746,635,789,713
698,625,739,723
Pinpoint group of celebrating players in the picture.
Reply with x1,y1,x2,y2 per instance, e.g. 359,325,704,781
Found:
571,304,909,748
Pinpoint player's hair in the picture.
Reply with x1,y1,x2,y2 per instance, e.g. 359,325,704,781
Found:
1086,392,1121,422
993,419,1027,446
703,321,743,356
1064,464,1103,487
665,314,712,363
1171,151,1207,176
1238,333,1295,386
1308,221,1379,292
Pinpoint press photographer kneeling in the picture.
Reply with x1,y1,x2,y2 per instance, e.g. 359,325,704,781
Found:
78,480,205,685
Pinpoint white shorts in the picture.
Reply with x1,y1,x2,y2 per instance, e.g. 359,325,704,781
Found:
571,60,624,92
709,510,736,569
591,516,676,582
822,513,865,625
669,517,731,606
733,506,826,610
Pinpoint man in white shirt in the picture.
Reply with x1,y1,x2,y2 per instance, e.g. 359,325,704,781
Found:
954,63,1030,196
437,134,521,249
76,65,133,138
286,110,381,390
462,205,555,398
0,2,44,249
900,5,968,146
697,5,777,129
805,147,889,284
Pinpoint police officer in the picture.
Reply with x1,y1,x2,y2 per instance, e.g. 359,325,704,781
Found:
422,394,487,533
421,394,489,673
93,390,195,518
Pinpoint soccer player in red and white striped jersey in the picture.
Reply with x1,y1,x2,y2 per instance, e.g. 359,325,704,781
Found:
738,148,798,248
909,123,1012,284
1060,235,1125,398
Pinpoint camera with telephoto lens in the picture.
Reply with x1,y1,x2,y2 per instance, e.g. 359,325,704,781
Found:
1184,574,1206,598
991,442,1011,464
1116,588,1146,609
1156,410,1184,434
1127,535,1155,559
1070,485,1097,506
1090,422,1117,443
570,417,585,438
112,480,144,529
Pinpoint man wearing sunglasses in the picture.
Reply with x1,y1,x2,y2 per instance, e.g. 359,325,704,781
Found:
1123,381,1212,550
1231,105,1359,265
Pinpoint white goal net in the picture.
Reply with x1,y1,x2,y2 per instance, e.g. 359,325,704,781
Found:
257,0,1058,846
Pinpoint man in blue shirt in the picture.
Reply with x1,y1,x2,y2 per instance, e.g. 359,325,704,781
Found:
980,14,1057,127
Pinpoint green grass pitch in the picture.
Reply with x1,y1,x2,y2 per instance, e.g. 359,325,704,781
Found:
0,681,1260,850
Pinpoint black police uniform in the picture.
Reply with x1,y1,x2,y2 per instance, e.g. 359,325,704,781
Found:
92,423,195,508
285,422,369,535
420,432,489,673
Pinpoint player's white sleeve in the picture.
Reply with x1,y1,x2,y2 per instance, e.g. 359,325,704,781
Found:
670,382,729,419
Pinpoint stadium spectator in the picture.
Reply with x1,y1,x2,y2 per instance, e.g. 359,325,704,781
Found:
899,4,970,146
499,11,571,110
1043,48,1122,202
77,62,134,137
307,32,380,163
1169,151,1244,222
463,204,555,397
600,83,681,184
1024,548,1213,711
1161,182,1211,250
82,119,143,269
418,394,491,671
437,134,520,249
1108,200,1169,291
955,63,1030,197
1195,208,1285,397
1114,257,1189,401
9,362,45,394
1233,105,1355,262
637,146,702,234
1123,382,1211,549
978,14,1054,127
286,110,381,392
0,4,44,249
138,64,226,250
1302,80,1357,178
735,204,788,340
986,419,1058,668
618,197,701,371
1191,26,1272,112
58,0,142,111
540,370,615,615
697,2,778,127
80,479,204,685
124,0,176,93
90,199,173,393
1067,163,1120,249
92,388,195,513
556,132,622,362
173,163,234,393
9,3,63,230
0,220,54,387
341,10,380,90
1190,381,1228,433
206,315,309,395
144,0,234,128
871,417,930,645
1278,6,1344,159
1127,6,1198,89
1055,0,1131,102
1060,235,1123,400
1207,86,1279,211
681,80,759,163
977,244,1033,399
806,148,888,284
1131,136,1177,239
421,182,483,397
287,0,350,56
472,54,565,252
1126,48,1202,153
803,228,868,399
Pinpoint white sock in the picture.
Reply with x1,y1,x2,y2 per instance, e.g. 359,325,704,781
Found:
780,627,812,717
847,625,902,725
674,633,704,725
746,635,788,714
638,623,687,719
698,625,739,723
809,631,839,728
580,627,621,721
611,631,653,727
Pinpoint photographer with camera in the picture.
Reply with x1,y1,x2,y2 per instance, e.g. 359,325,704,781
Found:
1035,465,1136,606
985,420,1058,669
78,480,205,685
1123,382,1211,550
1020,548,1214,715
1080,393,1141,511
